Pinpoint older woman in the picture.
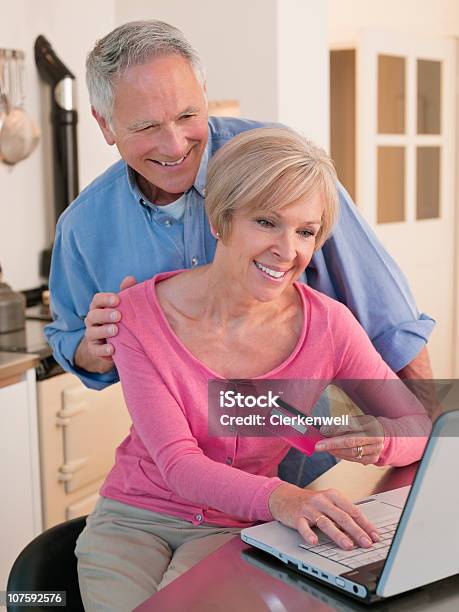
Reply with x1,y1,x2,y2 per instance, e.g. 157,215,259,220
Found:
76,128,429,611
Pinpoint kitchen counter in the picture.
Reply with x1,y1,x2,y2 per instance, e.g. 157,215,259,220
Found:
0,351,42,589
0,350,39,387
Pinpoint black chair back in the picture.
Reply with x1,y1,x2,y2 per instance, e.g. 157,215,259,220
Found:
6,516,87,612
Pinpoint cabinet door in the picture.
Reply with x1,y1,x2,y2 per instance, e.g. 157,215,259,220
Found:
66,491,99,520
58,382,131,493
0,375,41,589
356,31,456,377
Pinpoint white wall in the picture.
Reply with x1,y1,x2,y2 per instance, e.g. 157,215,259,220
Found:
276,0,329,148
329,0,459,42
0,0,117,290
116,0,329,146
2,0,329,290
115,0,280,122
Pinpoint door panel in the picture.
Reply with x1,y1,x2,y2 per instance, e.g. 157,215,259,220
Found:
357,31,456,377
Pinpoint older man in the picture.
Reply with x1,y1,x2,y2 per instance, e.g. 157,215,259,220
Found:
45,21,434,486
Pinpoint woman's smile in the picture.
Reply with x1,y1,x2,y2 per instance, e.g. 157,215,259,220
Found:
253,260,292,282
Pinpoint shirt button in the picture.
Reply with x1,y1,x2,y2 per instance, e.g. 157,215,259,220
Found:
165,219,172,227
196,513,203,522
191,256,199,267
226,457,233,465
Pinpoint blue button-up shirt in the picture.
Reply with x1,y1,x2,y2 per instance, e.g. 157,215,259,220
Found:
45,116,434,390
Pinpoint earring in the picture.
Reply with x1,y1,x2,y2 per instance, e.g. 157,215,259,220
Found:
215,232,220,239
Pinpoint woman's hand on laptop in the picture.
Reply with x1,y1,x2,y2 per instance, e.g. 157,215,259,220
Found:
268,483,380,550
315,415,385,465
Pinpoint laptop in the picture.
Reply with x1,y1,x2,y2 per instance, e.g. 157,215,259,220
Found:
241,410,459,602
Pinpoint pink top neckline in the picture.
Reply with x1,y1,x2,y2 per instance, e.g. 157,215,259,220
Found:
146,269,311,380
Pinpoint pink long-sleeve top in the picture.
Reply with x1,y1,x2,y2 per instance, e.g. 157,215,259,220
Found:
101,271,430,528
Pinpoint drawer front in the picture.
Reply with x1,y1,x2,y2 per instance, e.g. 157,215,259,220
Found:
59,382,131,493
66,491,99,520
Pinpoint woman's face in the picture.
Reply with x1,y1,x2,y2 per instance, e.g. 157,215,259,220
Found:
220,192,324,303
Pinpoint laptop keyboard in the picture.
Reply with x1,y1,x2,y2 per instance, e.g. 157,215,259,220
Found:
298,514,400,569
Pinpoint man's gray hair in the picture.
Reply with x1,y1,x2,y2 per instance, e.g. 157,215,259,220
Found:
86,20,206,123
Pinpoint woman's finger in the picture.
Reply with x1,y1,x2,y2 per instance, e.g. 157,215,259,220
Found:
326,489,380,542
329,443,383,459
296,516,319,545
330,452,381,466
321,416,383,439
316,434,380,453
307,512,355,550
323,504,375,548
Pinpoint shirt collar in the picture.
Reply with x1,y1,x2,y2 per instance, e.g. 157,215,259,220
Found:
126,164,147,204
193,127,210,198
125,126,211,204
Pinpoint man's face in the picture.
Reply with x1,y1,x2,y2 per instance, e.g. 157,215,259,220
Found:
96,54,208,204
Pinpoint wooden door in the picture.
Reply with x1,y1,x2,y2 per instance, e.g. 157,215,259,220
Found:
355,31,456,377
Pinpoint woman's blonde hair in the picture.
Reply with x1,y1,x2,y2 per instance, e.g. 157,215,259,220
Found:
205,127,339,251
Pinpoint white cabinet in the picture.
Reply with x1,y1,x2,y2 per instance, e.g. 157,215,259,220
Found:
0,368,42,590
37,373,131,528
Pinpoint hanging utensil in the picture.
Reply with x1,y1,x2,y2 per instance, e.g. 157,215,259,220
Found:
18,51,40,156
0,51,11,162
0,50,40,165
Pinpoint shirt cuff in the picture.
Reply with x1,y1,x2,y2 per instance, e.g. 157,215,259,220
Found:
375,416,430,466
250,477,285,522
47,327,119,390
371,313,435,372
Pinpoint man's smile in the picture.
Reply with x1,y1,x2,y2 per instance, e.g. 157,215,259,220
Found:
151,147,193,167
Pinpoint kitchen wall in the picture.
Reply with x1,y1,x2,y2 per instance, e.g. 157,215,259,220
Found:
0,0,118,291
116,0,279,124
1,0,329,291
115,0,329,145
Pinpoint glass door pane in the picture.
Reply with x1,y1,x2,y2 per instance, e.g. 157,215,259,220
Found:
377,147,405,223
330,50,356,201
378,55,405,134
417,147,440,219
417,60,441,134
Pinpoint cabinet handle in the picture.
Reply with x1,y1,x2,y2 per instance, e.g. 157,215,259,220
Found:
55,403,89,426
57,403,89,418
58,457,89,481
55,416,70,427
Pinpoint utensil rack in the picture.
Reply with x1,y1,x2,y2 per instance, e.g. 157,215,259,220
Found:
0,49,25,59
0,49,25,98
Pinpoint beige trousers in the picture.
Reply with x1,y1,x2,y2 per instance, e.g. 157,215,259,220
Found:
75,497,241,612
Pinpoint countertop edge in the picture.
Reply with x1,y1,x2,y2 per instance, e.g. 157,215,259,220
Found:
0,351,39,385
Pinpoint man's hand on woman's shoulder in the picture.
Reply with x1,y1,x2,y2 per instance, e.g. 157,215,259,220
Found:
74,275,137,374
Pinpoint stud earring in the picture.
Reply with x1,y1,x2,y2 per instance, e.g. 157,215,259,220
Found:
216,232,220,239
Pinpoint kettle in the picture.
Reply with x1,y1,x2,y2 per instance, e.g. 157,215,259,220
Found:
0,264,26,333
